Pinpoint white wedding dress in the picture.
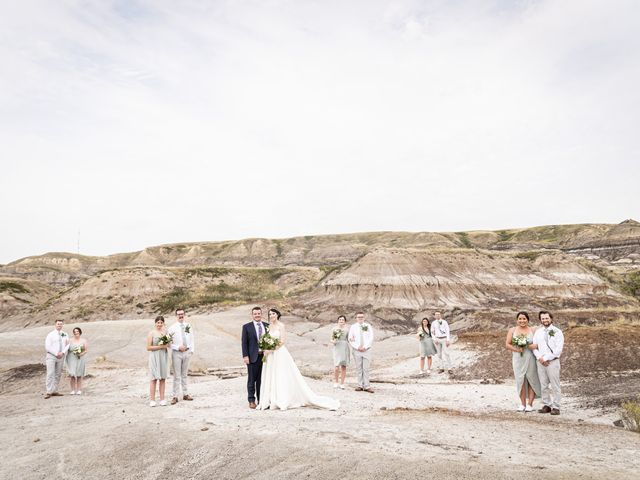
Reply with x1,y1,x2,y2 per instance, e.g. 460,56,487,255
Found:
258,328,340,411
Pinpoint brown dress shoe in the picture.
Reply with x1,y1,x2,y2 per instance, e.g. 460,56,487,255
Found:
364,388,375,393
171,397,178,405
355,387,363,391
550,408,560,415
183,394,193,401
51,392,63,396
538,405,552,413
249,402,257,409
44,394,51,399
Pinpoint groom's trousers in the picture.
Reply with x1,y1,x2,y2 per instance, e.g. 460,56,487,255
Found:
352,348,371,388
172,350,191,398
537,359,561,409
45,354,64,393
247,356,264,403
434,338,452,369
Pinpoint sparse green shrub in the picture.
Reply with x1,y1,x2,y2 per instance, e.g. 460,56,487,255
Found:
622,271,640,299
515,251,544,261
274,240,284,256
456,232,473,248
185,267,230,278
621,401,640,432
72,305,93,319
498,230,514,242
154,287,190,313
0,281,30,294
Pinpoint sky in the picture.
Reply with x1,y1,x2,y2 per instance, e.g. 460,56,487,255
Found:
1,0,639,264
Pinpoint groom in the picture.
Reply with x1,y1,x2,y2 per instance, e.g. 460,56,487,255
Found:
241,306,269,409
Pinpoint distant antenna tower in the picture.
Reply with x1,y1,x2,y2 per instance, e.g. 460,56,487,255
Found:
77,230,80,255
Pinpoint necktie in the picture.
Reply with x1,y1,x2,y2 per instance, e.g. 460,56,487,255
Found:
258,322,263,337
180,324,187,347
58,332,62,353
359,325,364,349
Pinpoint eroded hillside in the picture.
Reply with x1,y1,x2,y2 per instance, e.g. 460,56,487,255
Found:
1,220,639,329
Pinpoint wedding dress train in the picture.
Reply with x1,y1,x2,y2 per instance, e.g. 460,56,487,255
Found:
258,330,339,411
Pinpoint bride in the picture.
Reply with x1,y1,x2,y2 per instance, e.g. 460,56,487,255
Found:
258,308,340,411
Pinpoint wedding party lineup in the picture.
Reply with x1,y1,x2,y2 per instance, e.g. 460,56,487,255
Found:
43,306,565,415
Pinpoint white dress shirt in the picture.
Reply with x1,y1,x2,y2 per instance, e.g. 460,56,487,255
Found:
532,325,564,362
45,329,70,357
348,323,374,350
253,321,267,340
168,322,195,354
431,320,450,341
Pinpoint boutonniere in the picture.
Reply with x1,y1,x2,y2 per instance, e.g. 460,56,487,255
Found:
60,332,67,337
361,324,369,332
184,324,191,334
548,329,556,337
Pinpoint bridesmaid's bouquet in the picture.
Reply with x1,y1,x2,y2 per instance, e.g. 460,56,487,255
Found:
511,334,529,356
417,328,425,339
258,333,280,362
332,329,343,341
158,333,174,345
71,345,84,357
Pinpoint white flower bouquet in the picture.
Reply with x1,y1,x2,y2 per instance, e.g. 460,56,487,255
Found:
511,334,529,356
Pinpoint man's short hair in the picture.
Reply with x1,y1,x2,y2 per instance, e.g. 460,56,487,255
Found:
434,310,442,314
252,306,262,313
175,308,185,314
355,311,365,316
55,319,64,324
538,310,553,320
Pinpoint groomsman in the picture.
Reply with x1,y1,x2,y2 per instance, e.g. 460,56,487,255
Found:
532,310,564,415
44,319,69,398
348,312,374,393
169,308,195,405
430,310,453,374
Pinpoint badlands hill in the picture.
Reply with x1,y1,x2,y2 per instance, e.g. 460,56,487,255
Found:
1,220,639,329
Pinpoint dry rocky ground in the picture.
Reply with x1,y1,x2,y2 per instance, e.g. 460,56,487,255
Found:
1,305,638,479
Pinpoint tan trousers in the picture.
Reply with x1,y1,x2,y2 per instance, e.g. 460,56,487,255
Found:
434,338,452,369
45,355,64,393
537,359,561,409
172,350,191,397
352,348,372,388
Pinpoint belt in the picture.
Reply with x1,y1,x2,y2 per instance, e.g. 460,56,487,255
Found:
436,336,447,339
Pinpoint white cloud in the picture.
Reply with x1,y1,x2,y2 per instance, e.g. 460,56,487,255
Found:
1,0,639,263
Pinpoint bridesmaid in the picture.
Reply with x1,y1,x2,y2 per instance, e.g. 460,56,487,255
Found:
505,311,541,412
417,317,437,374
331,315,350,389
66,327,88,395
147,316,170,407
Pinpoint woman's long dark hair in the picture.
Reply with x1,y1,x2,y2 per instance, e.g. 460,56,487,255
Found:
421,317,431,335
268,308,282,320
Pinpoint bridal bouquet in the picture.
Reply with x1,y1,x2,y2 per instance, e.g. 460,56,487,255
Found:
71,345,84,357
332,329,343,341
258,333,281,362
511,334,529,356
158,333,174,345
